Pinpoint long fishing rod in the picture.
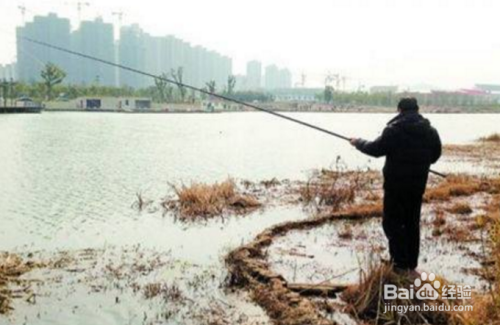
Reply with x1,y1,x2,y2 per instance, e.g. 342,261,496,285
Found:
19,36,447,178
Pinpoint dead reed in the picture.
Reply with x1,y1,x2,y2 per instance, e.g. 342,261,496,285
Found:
299,169,369,211
143,282,184,302
162,179,261,221
338,224,354,240
341,262,458,325
479,133,500,143
0,253,43,314
424,175,500,203
446,202,473,215
460,214,500,324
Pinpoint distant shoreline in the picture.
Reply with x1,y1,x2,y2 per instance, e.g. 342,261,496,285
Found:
42,106,500,114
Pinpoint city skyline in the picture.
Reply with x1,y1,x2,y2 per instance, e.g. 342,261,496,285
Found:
1,0,499,90
12,12,293,90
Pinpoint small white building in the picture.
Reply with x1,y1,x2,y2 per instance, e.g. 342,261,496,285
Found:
76,97,152,110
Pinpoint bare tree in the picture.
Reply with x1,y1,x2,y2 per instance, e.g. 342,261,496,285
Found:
225,75,236,96
205,80,216,94
154,73,172,103
171,67,186,102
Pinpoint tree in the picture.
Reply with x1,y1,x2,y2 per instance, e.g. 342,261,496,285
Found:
40,63,66,100
225,75,236,96
1,79,9,107
0,79,17,107
205,80,217,94
154,73,171,103
323,85,334,104
171,67,186,102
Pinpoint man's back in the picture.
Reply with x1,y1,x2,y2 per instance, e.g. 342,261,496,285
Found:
355,111,441,194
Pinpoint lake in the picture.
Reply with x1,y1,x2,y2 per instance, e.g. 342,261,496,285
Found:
0,112,499,325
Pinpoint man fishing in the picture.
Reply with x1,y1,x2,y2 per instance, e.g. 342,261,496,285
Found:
350,97,442,272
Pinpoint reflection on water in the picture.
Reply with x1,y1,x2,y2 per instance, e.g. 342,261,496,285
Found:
0,112,499,324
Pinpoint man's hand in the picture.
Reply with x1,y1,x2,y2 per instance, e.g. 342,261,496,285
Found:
350,138,359,147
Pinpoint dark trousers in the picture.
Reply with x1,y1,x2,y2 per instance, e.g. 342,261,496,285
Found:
383,189,423,270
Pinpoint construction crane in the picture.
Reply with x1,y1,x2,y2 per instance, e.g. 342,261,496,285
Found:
324,72,349,91
78,2,91,22
294,73,307,88
18,5,27,24
112,11,124,30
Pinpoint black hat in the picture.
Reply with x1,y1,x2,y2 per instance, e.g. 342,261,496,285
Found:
398,97,419,111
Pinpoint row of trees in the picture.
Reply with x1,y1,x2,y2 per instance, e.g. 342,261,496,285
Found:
8,63,495,108
3,63,248,105
1,63,67,105
321,86,499,108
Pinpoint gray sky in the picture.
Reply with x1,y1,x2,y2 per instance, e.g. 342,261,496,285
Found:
1,0,499,89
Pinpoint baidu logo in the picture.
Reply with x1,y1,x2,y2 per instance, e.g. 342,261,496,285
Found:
384,272,440,300
414,272,440,300
384,271,472,301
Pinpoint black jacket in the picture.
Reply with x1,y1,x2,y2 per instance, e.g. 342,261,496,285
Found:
355,111,441,193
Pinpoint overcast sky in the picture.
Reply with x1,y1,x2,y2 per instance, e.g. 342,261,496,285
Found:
1,0,499,89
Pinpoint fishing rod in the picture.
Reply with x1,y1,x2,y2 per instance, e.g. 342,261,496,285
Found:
19,36,447,178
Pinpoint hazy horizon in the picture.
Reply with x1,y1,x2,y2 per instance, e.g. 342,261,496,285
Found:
1,0,499,90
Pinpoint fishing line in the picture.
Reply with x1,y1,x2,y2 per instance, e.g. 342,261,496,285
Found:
17,35,447,178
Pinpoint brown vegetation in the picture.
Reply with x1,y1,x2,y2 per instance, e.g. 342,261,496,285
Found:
299,169,377,211
225,202,383,325
424,175,500,202
443,136,500,169
0,253,44,314
338,224,354,240
342,263,459,325
479,133,500,142
143,283,184,302
433,210,447,228
226,172,500,325
162,179,261,221
460,214,500,324
446,202,473,215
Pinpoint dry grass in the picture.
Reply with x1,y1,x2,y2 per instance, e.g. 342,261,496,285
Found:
260,178,281,189
299,169,369,211
342,263,459,325
424,175,500,203
338,224,354,240
446,202,473,215
443,139,500,169
131,192,153,211
163,179,261,221
143,283,184,302
443,226,477,242
433,210,447,228
460,215,500,324
0,253,43,314
431,210,447,237
479,133,500,142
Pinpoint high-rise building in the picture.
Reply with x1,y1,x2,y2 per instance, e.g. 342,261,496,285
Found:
278,68,292,89
143,34,161,87
264,64,280,89
15,13,233,89
71,18,115,86
0,63,17,80
16,13,71,83
246,60,262,90
119,24,147,88
264,65,292,89
221,55,233,88
234,74,247,91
